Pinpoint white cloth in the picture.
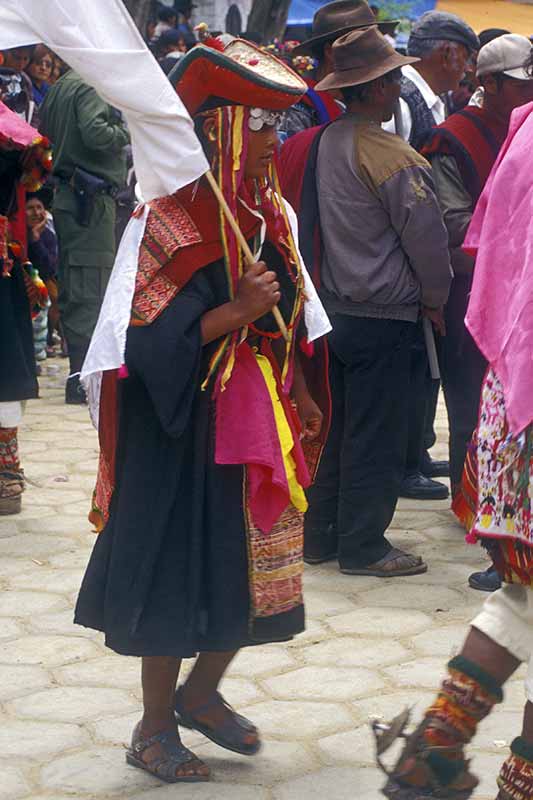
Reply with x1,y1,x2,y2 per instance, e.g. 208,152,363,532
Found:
383,64,446,141
82,198,331,428
472,583,533,702
469,86,485,108
0,0,208,201
0,402,23,428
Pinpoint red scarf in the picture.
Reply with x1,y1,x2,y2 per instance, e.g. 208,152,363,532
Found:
422,106,509,203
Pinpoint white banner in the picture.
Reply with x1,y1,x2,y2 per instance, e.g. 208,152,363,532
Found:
0,0,208,201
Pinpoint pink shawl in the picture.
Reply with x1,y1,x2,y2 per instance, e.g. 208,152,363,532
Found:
464,102,533,436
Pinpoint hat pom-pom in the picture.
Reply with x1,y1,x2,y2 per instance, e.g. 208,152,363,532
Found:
204,36,225,52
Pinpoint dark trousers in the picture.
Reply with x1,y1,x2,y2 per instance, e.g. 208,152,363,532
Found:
405,321,433,474
440,277,486,490
304,315,414,569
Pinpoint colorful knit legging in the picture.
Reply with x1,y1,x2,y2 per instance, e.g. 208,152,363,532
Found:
0,427,20,473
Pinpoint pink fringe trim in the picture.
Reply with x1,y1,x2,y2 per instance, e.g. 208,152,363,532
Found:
118,364,129,380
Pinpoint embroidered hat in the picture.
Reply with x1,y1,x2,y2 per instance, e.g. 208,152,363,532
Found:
315,26,418,91
477,34,533,80
291,0,398,56
168,36,307,115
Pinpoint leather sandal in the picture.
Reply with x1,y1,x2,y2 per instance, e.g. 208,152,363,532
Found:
125,721,209,783
0,470,24,515
175,687,261,756
372,710,478,799
341,548,428,577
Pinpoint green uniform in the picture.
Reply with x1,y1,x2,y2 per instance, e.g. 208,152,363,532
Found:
40,71,130,369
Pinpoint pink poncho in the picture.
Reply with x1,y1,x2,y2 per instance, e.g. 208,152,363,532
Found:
464,102,533,436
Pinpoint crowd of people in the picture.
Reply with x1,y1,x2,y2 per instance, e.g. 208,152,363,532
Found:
2,0,533,796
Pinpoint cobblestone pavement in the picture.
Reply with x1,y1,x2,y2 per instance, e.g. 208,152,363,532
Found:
0,364,524,800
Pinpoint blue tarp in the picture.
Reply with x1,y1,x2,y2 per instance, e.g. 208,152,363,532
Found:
287,0,437,25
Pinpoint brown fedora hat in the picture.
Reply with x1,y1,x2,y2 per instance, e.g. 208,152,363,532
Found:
315,27,418,91
292,0,396,56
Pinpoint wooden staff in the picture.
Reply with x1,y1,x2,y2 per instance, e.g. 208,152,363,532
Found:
205,170,289,341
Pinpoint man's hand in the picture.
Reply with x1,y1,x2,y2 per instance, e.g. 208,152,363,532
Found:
422,306,446,336
295,391,323,442
233,260,281,325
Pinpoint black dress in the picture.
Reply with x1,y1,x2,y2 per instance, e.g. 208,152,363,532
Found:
75,247,305,657
0,149,38,405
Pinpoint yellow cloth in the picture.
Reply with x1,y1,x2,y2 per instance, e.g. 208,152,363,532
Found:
255,353,308,514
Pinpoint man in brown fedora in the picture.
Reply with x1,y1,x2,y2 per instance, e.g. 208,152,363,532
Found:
303,27,452,577
279,0,398,141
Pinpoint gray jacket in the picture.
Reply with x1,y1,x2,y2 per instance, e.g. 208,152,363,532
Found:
317,114,452,322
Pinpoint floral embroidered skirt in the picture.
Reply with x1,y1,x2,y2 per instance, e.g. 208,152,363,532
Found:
453,368,533,585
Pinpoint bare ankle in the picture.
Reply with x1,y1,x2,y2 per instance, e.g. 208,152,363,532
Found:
141,709,175,736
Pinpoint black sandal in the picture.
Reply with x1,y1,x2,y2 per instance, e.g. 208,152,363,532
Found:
372,709,478,799
126,721,209,783
175,687,261,756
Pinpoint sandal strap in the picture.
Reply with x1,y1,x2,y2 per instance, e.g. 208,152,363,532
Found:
131,727,196,779
176,688,256,734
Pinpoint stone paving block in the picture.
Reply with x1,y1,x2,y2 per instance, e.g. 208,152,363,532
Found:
285,618,328,645
503,678,527,710
382,657,448,689
0,719,88,758
54,654,138,688
28,489,87,506
297,589,357,619
0,534,74,559
410,623,468,657
351,690,436,727
8,686,139,722
19,516,90,536
301,636,409,669
474,710,522,752
358,583,466,613
192,739,315,784
395,559,474,586
470,751,507,799
7,505,56,522
8,567,83,595
25,609,96,638
18,463,69,482
47,549,91,570
0,589,67,617
239,699,354,739
0,766,31,800
0,558,37,578
317,724,375,766
61,500,97,517
0,520,18,539
213,676,265,707
304,565,381,593
229,645,297,678
328,606,433,637
262,665,385,702
392,510,447,530
89,711,141,746
0,663,51,700
274,766,382,800
40,745,154,795
0,618,24,639
131,784,270,800
2,634,99,666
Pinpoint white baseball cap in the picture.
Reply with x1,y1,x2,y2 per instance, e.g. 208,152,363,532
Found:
477,33,533,80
